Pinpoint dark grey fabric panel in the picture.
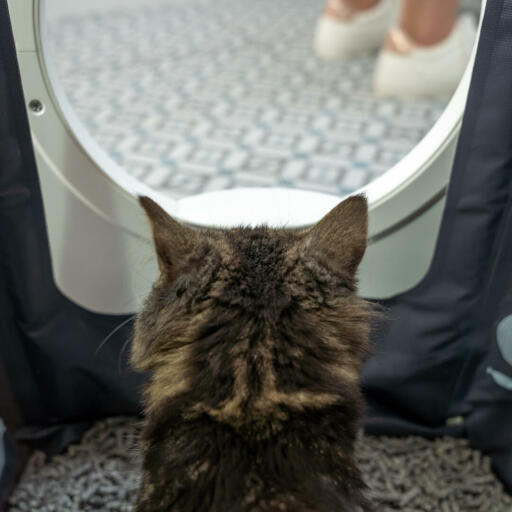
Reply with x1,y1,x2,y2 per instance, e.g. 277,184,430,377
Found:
0,419,28,512
0,4,144,505
363,0,512,492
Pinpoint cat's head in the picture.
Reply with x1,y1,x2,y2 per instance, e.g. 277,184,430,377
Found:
132,195,371,428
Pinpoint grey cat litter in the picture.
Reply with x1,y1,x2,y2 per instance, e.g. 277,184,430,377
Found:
8,417,511,511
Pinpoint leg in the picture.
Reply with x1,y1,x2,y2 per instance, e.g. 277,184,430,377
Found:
324,0,380,18
314,0,394,60
342,0,380,10
375,0,475,98
400,0,460,46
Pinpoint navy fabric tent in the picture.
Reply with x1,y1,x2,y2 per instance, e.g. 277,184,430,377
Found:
363,0,512,483
1,0,512,507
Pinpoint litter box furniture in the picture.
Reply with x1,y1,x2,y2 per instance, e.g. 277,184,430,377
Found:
1,0,511,508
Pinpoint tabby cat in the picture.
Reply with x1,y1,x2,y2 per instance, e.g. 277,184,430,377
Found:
131,195,373,512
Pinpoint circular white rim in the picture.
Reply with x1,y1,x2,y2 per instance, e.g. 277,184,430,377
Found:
35,0,484,230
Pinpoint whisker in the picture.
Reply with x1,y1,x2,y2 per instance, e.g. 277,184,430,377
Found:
118,335,135,375
95,315,136,355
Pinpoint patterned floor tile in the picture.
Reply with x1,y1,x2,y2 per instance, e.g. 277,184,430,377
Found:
46,0,478,199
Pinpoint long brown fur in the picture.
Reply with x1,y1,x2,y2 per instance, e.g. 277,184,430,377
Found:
131,195,374,512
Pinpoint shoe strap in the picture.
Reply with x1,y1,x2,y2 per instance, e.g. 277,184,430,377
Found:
384,27,416,54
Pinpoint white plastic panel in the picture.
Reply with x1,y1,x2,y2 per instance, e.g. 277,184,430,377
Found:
6,0,484,313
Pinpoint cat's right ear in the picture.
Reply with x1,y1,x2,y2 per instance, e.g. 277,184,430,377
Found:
304,195,368,276
139,196,198,279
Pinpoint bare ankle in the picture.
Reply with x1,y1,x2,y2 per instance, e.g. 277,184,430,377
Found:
400,0,458,46
401,22,456,46
345,0,380,10
324,0,380,19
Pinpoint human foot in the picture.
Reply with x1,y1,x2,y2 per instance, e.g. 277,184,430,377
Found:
373,15,477,99
314,0,396,61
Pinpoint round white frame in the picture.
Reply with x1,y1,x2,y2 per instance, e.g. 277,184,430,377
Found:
7,0,485,313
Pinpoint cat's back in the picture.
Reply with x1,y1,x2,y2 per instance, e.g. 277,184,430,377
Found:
137,407,369,512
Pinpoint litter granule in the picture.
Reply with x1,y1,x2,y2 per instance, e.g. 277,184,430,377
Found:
8,419,142,512
356,435,511,512
8,417,512,511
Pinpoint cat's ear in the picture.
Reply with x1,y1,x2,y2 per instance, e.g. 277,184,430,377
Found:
139,196,198,278
305,195,368,275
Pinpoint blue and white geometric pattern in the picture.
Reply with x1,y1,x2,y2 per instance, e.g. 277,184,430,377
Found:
47,0,463,199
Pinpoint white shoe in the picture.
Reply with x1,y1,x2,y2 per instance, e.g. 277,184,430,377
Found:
373,15,477,99
314,0,397,61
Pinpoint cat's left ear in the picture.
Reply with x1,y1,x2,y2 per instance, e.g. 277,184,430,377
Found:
304,195,368,275
139,196,198,279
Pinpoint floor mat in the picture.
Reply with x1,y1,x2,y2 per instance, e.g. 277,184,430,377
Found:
46,0,451,198
7,417,511,511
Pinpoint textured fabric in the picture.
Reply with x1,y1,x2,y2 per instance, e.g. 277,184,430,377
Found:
363,0,512,492
0,0,143,470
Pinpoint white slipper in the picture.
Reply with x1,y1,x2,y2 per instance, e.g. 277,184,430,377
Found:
373,15,477,99
314,0,397,61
